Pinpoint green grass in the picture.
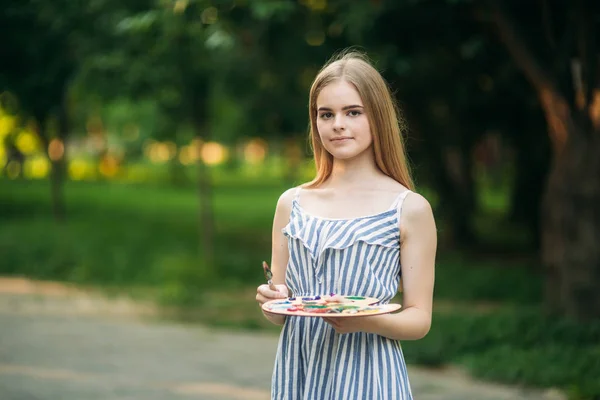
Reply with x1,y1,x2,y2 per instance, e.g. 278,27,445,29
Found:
0,178,285,286
405,308,600,399
0,178,542,303
1,177,598,399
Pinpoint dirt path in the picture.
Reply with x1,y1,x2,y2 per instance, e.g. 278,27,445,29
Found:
0,278,565,400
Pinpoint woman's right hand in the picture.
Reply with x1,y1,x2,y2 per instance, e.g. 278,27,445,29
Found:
256,284,289,307
257,284,289,326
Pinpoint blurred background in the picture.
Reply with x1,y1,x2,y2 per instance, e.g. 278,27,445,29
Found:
1,0,599,399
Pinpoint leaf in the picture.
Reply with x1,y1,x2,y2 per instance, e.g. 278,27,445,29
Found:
249,0,296,21
115,11,159,34
205,27,235,50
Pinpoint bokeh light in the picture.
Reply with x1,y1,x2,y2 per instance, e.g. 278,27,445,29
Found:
201,7,218,24
243,138,268,165
15,131,40,154
99,154,120,177
48,139,64,161
69,159,95,180
6,161,21,179
24,155,50,179
201,142,228,165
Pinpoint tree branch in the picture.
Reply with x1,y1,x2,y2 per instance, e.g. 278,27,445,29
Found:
484,0,573,153
576,0,598,130
486,1,554,93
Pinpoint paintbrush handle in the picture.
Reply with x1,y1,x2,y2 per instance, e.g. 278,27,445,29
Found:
263,261,278,292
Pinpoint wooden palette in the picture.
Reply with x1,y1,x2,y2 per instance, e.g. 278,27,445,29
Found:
262,294,402,318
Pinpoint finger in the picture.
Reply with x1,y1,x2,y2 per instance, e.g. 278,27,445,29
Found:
323,321,342,334
256,293,276,304
255,287,272,305
275,285,290,297
272,286,288,298
256,285,271,299
256,293,267,304
322,317,337,328
258,285,287,299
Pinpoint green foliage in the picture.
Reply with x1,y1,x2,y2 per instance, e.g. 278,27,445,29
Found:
0,177,542,300
154,254,216,306
1,178,598,396
403,310,600,398
249,0,296,21
2,0,599,395
462,345,600,400
0,178,282,284
434,254,542,304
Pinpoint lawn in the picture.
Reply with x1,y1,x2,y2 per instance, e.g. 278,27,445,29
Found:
1,177,598,399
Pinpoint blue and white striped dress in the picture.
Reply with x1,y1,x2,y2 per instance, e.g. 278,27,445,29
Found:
272,188,413,400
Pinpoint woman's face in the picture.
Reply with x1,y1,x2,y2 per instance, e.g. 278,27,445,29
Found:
315,80,373,161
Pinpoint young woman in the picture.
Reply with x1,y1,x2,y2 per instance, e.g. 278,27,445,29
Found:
256,50,437,400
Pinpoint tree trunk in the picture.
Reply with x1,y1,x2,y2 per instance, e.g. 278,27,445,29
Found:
510,146,547,250
435,144,477,245
484,0,600,320
412,115,477,246
284,137,303,186
509,118,551,250
50,158,66,222
195,137,215,268
541,132,600,320
37,118,67,223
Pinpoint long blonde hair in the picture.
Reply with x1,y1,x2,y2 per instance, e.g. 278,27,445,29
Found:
305,50,414,190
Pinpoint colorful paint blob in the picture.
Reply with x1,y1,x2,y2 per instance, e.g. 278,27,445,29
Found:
263,294,402,317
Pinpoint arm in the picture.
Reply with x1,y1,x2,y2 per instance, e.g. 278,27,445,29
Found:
256,187,296,325
324,192,437,339
365,192,437,340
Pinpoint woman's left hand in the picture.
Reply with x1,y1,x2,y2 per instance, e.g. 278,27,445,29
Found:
322,315,382,334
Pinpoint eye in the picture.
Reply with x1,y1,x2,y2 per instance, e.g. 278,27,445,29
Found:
319,112,333,119
348,110,362,117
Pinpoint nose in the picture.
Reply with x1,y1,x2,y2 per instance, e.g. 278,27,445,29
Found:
333,115,345,131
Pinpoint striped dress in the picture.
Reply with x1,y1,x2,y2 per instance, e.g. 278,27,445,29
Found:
271,188,413,400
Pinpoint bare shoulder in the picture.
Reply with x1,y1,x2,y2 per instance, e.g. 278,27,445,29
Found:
275,187,299,214
402,192,433,218
399,192,436,238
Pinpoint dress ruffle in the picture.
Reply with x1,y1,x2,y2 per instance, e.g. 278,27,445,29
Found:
282,200,400,260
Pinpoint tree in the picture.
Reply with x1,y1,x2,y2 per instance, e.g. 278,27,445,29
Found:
481,0,600,320
0,0,131,221
305,0,599,319
0,0,77,220
80,0,290,266
327,0,517,245
220,1,346,183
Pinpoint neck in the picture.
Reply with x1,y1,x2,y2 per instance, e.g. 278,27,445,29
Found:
325,148,380,189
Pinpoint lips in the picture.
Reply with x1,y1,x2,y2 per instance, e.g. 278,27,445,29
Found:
331,137,353,142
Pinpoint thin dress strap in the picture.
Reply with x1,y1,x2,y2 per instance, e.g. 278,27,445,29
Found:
389,190,412,212
294,187,302,203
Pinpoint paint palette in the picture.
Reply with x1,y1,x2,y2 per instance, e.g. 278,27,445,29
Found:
262,294,402,318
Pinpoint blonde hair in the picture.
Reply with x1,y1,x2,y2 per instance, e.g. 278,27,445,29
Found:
305,50,414,190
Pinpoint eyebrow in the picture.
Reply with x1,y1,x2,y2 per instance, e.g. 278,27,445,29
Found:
317,105,364,112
